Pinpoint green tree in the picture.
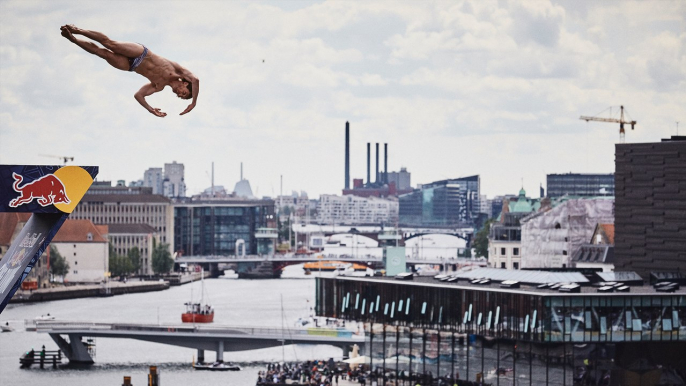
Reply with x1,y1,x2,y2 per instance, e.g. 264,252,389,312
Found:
49,246,69,281
109,243,133,278
473,218,494,259
151,240,173,274
127,247,142,274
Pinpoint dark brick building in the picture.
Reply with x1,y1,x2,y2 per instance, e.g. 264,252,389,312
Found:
614,136,686,277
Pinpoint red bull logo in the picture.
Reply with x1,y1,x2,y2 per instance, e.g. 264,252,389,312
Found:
9,173,71,208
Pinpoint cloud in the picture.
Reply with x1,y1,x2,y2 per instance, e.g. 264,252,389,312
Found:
0,0,684,199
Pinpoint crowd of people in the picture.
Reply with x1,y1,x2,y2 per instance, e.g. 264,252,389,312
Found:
256,359,363,385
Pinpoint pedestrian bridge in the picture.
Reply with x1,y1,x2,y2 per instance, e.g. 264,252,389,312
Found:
27,320,366,364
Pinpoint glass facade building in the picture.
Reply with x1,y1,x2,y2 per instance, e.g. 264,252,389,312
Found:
546,173,614,198
173,200,275,256
316,276,686,385
399,175,480,227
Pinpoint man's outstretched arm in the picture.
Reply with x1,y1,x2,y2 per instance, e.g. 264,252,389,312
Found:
134,83,166,117
173,62,199,115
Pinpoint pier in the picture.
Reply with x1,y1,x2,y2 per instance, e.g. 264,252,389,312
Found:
27,319,366,364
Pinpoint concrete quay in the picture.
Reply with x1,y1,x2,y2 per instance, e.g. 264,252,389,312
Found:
9,281,169,303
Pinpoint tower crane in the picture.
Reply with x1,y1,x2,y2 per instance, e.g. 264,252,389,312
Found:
40,154,74,165
580,105,636,143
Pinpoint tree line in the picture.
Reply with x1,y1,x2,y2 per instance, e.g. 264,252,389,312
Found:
49,240,175,281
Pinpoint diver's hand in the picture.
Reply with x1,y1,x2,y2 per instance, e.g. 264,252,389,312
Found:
180,103,196,116
150,108,167,117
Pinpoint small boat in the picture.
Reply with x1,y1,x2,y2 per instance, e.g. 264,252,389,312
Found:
193,361,241,371
1,322,13,332
35,314,55,321
303,261,367,272
181,269,214,323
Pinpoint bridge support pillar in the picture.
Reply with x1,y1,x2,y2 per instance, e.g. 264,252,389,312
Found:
197,349,204,363
216,341,224,362
209,263,221,278
49,333,94,364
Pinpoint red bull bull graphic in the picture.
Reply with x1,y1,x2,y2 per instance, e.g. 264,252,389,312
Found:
0,164,98,313
9,173,71,208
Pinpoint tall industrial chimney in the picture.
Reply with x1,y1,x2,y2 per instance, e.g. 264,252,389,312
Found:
367,143,371,185
344,122,350,190
384,143,388,184
375,143,380,184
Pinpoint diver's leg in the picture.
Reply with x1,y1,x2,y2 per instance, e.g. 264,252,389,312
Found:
64,24,144,58
61,27,129,71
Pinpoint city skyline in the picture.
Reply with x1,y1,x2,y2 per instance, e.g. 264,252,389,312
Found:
1,1,684,199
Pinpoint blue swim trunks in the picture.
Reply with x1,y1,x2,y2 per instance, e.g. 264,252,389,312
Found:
128,44,148,72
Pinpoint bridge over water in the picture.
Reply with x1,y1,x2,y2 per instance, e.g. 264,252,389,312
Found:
27,320,366,364
175,254,486,278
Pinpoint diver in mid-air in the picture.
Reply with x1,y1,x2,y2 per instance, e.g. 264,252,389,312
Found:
61,24,199,117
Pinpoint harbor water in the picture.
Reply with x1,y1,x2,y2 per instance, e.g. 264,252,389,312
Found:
0,266,342,386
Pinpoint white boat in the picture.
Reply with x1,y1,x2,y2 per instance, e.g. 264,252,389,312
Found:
1,322,13,332
35,314,55,321
193,361,241,371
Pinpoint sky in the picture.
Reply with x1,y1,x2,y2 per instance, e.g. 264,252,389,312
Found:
0,1,684,199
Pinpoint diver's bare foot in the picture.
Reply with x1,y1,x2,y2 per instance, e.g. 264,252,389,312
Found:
60,26,76,42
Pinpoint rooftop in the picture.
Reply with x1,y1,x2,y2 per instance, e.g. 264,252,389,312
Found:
329,269,686,296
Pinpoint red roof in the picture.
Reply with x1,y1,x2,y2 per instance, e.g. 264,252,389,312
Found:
52,219,108,243
0,213,31,246
599,223,615,244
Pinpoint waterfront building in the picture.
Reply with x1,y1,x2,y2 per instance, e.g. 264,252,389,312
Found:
0,215,108,286
546,173,614,198
316,271,686,385
614,136,686,277
488,189,540,270
173,198,275,256
317,194,398,225
107,224,158,275
70,184,174,257
51,220,109,283
520,198,614,268
399,175,480,227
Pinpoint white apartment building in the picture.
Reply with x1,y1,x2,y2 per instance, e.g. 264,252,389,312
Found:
163,161,186,198
51,220,109,283
144,167,164,195
317,194,398,225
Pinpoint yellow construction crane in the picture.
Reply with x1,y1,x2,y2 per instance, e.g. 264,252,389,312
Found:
40,154,74,165
580,105,636,143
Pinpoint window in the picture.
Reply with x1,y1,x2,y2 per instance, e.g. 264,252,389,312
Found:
501,262,506,269
75,261,78,265
513,248,519,256
501,248,506,256
513,262,519,269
